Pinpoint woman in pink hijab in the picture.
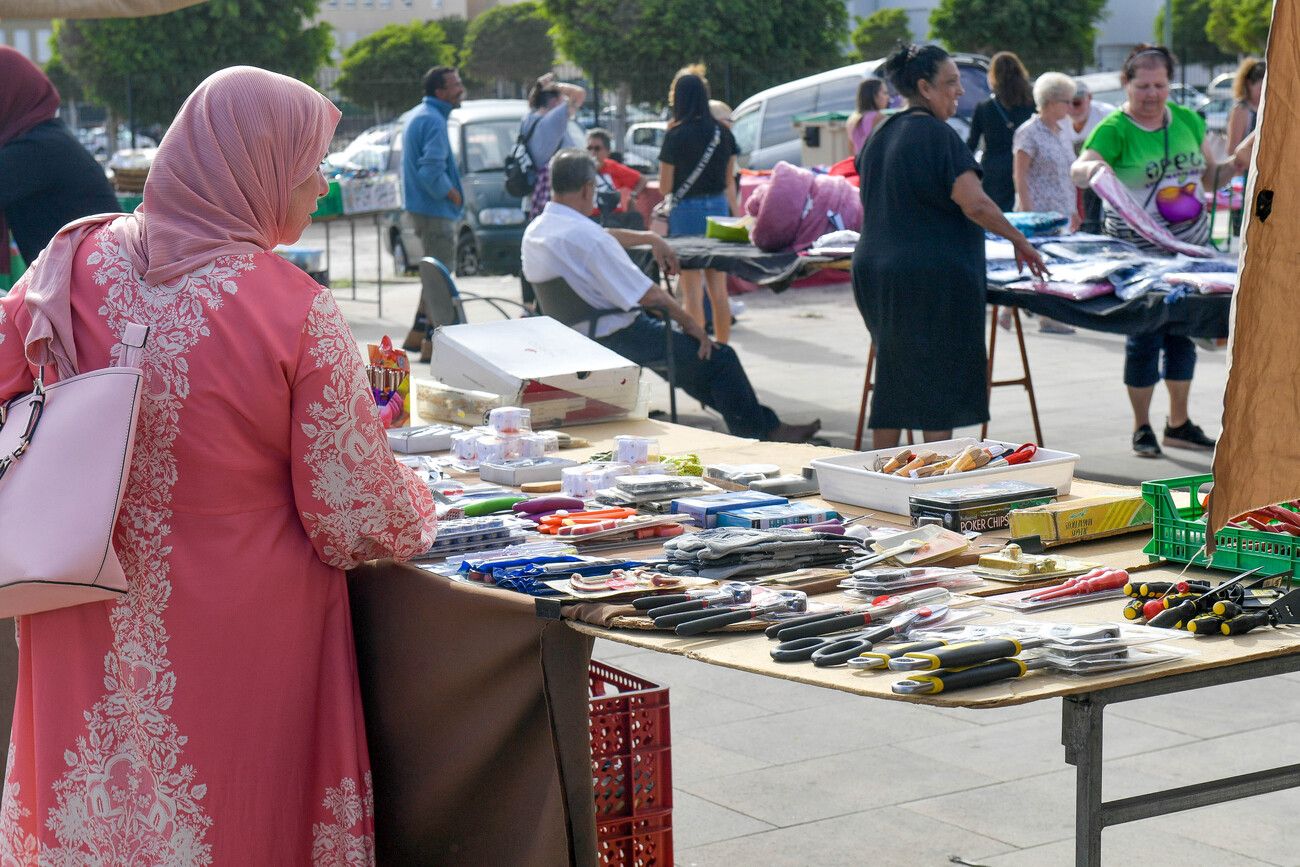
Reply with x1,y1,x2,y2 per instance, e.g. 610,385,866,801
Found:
0,67,435,863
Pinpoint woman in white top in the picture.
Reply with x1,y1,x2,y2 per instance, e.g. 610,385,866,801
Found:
1013,72,1079,231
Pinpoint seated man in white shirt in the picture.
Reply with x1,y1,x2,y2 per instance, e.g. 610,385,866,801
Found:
522,148,820,442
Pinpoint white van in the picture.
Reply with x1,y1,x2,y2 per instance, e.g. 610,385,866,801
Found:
730,53,992,169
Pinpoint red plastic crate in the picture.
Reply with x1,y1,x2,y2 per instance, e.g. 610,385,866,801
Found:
590,661,672,865
596,809,673,867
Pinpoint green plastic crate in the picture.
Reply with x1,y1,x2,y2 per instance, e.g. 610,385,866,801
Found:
1143,473,1299,577
311,180,343,220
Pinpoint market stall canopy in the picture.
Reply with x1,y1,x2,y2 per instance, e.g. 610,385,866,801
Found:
0,0,205,16
1206,0,1293,543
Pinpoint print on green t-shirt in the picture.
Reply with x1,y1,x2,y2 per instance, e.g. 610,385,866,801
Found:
1083,103,1207,225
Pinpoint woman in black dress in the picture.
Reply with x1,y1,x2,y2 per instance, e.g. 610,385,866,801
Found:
853,44,1048,448
966,51,1035,210
0,46,117,274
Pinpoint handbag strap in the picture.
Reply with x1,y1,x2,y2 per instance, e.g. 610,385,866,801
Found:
672,124,722,202
0,321,148,483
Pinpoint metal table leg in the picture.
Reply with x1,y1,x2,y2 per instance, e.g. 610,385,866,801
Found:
1063,652,1300,865
1063,695,1105,867
349,218,357,301
374,213,384,319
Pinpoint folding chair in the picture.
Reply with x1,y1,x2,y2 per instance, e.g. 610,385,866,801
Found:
531,275,679,423
417,257,531,329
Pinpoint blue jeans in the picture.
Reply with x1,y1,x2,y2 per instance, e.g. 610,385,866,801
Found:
1124,331,1196,388
668,193,728,236
598,314,779,440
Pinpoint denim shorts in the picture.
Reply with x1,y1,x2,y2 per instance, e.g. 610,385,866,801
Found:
668,193,728,236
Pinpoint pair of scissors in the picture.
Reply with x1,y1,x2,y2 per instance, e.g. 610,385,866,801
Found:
988,442,1037,467
770,607,943,667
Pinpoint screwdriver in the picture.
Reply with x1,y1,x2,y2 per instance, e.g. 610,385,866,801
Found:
1147,569,1261,629
1222,588,1300,635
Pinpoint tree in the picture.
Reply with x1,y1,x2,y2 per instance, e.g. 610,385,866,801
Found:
437,15,470,61
1154,0,1236,69
545,0,847,105
51,0,331,128
1207,0,1273,55
335,22,454,117
851,9,913,62
461,2,554,95
930,0,1107,72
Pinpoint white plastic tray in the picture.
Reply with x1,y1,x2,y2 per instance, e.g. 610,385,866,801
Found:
810,438,1079,516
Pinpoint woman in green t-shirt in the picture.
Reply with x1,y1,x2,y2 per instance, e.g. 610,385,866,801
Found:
1071,44,1234,459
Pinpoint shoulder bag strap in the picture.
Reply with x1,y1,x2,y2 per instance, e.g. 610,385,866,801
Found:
671,125,723,202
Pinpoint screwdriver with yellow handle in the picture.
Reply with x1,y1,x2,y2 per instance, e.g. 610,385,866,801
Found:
1220,588,1300,636
888,625,1121,672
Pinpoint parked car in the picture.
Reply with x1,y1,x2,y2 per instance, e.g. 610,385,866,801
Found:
324,123,398,173
343,100,584,277
1207,72,1235,100
78,126,157,162
729,53,991,169
1199,96,1234,135
1073,71,1208,112
623,122,666,170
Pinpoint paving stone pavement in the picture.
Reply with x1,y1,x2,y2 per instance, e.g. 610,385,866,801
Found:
324,240,1277,866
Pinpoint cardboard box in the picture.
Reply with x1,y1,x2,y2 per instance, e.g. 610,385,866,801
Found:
1008,494,1154,547
671,491,789,528
717,502,839,530
431,317,642,428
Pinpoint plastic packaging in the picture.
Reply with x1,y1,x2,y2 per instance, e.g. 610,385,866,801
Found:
562,466,603,499
451,430,482,463
415,379,503,425
614,435,657,465
840,567,984,597
489,406,532,436
476,435,507,465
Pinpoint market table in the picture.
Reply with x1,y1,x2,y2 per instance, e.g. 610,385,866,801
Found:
626,237,846,291
516,420,1300,867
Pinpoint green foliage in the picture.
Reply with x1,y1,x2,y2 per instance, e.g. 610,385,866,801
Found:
43,56,83,104
1154,0,1235,68
851,9,913,62
462,2,555,92
336,22,454,117
544,0,847,105
930,0,1108,72
1207,0,1273,55
52,0,331,128
437,15,470,59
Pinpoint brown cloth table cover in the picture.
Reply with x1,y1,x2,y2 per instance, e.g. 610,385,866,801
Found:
0,562,599,867
347,561,597,866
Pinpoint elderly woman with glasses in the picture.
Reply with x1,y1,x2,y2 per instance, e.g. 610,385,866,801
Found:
1013,72,1081,232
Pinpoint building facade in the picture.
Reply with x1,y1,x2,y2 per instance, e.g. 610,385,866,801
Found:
0,18,54,63
317,0,513,55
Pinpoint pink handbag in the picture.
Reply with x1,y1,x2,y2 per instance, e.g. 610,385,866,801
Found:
0,322,148,617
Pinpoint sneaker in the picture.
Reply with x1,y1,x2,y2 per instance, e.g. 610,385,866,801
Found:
1164,419,1217,451
1132,425,1162,458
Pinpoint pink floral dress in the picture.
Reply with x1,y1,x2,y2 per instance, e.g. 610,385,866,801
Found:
0,223,436,865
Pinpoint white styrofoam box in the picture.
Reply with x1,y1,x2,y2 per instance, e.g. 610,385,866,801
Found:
431,317,642,429
810,438,1079,516
478,457,580,486
386,423,462,453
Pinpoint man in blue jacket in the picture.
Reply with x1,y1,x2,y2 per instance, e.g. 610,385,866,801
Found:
402,65,464,356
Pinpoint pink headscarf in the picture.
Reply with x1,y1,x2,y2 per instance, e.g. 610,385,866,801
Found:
19,66,339,377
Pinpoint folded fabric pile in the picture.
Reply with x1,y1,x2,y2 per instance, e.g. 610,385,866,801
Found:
745,161,862,253
663,527,861,580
